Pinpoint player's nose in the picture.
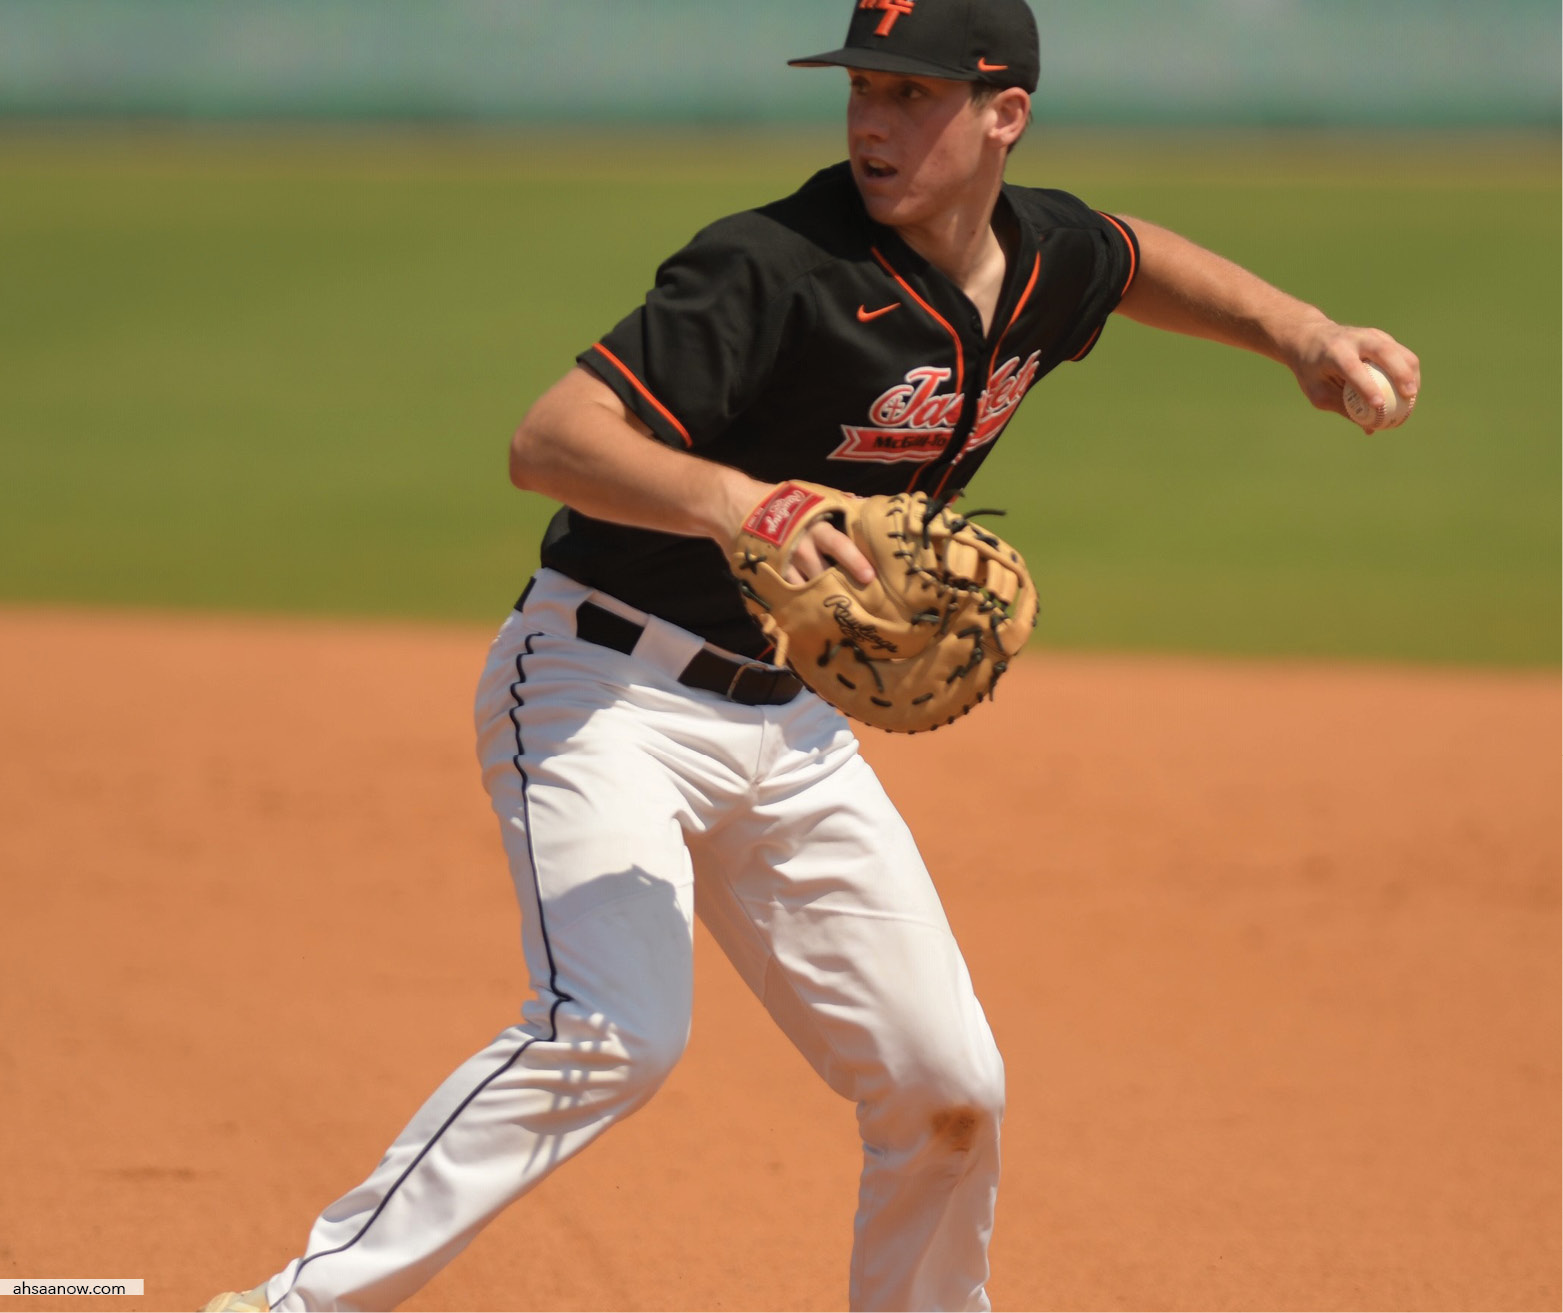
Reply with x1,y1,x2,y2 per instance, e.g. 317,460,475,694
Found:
848,97,890,145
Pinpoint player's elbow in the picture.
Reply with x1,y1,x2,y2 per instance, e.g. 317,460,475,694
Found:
508,410,548,491
510,367,597,491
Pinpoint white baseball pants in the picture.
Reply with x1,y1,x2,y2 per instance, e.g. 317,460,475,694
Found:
263,569,1005,1312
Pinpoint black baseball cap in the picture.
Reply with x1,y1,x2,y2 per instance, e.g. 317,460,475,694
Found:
789,0,1039,94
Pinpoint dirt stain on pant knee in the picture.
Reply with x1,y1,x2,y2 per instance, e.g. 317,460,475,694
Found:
931,1106,979,1152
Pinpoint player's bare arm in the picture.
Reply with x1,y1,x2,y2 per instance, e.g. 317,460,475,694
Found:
1116,216,1420,430
510,366,875,585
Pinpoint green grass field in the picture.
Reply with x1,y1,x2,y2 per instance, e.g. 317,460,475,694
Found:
1,129,1557,665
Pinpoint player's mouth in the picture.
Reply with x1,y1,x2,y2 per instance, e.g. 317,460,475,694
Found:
858,158,898,181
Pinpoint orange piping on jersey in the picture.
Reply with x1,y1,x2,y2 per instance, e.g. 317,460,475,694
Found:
930,451,960,500
870,247,964,394
931,253,1043,501
1097,211,1138,297
1069,323,1105,363
870,245,967,493
1067,215,1137,363
988,252,1040,379
589,342,693,449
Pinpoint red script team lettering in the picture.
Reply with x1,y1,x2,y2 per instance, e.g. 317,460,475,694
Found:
831,351,1042,463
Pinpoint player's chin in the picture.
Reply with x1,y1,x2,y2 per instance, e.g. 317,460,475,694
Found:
855,180,916,227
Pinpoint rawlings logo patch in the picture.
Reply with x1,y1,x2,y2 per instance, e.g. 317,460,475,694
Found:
744,483,823,546
825,594,899,654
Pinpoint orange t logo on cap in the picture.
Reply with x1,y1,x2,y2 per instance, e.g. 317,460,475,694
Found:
859,0,916,38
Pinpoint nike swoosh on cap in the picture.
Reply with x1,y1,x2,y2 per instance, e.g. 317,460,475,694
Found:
977,58,1009,72
857,303,900,322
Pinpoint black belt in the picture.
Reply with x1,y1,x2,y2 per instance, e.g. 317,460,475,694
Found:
574,600,803,707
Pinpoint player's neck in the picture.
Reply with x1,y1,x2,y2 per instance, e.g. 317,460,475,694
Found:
892,175,1010,334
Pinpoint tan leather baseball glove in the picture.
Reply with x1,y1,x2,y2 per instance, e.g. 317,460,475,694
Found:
727,480,1038,734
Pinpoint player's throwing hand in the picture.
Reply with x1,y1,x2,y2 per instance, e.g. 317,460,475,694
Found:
1287,321,1421,434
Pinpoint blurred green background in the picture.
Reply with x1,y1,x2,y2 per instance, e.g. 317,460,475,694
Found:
1,2,1558,667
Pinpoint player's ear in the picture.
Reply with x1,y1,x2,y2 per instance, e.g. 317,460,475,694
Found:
987,88,1031,151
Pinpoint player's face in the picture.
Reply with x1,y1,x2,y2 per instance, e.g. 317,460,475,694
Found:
846,70,996,229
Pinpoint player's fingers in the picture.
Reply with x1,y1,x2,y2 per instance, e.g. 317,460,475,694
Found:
785,523,874,586
785,536,822,585
1303,376,1347,416
1325,329,1422,434
1338,353,1390,410
1308,383,1370,431
811,523,876,585
1338,329,1421,405
1372,340,1421,403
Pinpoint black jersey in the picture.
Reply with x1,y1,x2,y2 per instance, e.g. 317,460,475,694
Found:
545,160,1138,655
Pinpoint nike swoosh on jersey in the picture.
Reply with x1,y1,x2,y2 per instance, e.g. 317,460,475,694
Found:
856,302,901,322
977,58,1009,72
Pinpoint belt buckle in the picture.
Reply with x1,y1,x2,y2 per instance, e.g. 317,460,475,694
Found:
726,661,774,702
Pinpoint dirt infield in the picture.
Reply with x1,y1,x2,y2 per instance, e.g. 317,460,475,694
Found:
0,606,1556,1312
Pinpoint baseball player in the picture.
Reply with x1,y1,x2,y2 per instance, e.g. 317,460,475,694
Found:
205,1,1419,1309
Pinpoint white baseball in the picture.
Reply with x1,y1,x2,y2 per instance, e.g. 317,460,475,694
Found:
1342,361,1414,431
